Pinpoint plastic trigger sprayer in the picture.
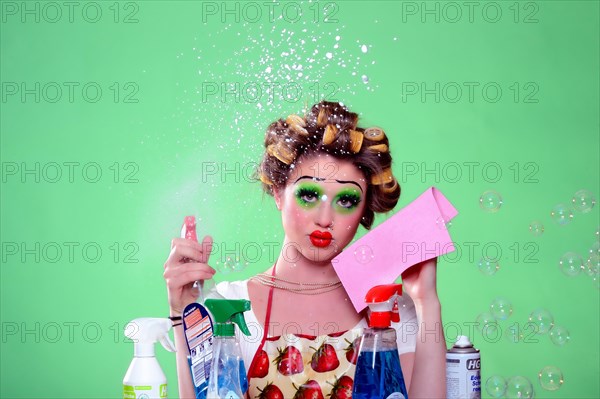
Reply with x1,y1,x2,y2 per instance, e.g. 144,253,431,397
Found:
203,299,251,399
181,215,219,303
123,318,176,399
352,284,409,399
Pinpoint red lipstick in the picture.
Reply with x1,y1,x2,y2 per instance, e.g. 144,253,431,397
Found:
310,230,333,248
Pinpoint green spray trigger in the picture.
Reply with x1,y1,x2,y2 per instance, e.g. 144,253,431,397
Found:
204,299,251,337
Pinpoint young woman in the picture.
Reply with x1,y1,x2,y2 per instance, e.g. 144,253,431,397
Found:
163,101,446,398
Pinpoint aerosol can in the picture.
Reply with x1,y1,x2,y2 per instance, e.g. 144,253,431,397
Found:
446,335,481,399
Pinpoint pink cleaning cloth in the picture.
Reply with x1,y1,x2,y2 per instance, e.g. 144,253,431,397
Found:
332,186,458,312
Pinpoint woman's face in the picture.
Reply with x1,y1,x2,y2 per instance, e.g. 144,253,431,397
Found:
274,153,368,263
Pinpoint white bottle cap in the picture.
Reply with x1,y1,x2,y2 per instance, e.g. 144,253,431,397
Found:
454,335,473,347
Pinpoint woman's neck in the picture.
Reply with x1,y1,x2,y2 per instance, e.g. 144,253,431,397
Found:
266,238,340,283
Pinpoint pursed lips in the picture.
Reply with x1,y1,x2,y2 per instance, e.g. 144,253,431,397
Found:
309,230,333,248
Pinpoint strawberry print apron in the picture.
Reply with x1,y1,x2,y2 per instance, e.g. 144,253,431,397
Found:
246,266,364,399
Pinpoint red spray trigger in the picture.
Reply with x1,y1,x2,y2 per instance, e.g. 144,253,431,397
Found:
365,284,402,328
181,216,198,241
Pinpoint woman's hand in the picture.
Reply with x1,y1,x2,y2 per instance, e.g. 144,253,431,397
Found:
163,235,215,315
401,258,439,305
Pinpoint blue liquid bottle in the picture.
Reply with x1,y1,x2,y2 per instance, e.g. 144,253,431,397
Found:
352,284,408,399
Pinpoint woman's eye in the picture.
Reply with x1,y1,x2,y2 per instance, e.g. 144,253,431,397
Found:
301,192,318,202
337,196,360,208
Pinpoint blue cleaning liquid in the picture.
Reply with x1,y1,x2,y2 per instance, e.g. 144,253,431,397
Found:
353,349,408,399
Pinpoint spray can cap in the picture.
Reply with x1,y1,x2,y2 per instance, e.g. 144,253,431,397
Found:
454,335,473,348
204,299,251,337
125,318,176,357
365,284,402,328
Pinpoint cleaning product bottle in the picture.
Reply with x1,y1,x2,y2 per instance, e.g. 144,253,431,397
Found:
446,335,481,399
181,215,221,303
123,318,176,399
352,284,409,399
203,298,252,399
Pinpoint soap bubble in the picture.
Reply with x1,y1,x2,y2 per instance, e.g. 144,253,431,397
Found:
436,214,452,230
215,259,233,274
506,376,534,399
572,189,596,213
538,366,564,391
586,253,599,278
361,74,369,84
558,252,584,277
528,308,554,334
551,204,574,225
354,245,374,264
549,325,571,346
476,311,499,337
504,324,522,344
529,221,545,236
480,190,503,212
486,375,507,398
360,44,368,53
490,297,513,320
589,240,600,257
478,258,500,275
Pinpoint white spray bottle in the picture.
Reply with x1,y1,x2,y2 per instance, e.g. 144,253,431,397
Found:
123,318,176,399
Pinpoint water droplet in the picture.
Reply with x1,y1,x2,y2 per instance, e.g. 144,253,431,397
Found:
326,52,333,59
572,189,596,213
551,204,574,225
490,297,513,320
354,245,374,264
559,252,584,276
529,221,544,236
538,366,564,391
479,190,503,212
361,74,369,84
486,375,507,398
478,258,500,275
361,44,368,53
335,35,340,41
506,376,534,399
549,325,570,346
589,240,600,256
528,308,554,334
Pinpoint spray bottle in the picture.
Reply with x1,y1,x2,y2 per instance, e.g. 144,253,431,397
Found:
203,298,251,399
181,215,221,303
352,284,409,399
123,318,176,399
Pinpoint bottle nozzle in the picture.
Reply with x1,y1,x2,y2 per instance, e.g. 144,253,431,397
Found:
204,299,251,337
365,284,403,328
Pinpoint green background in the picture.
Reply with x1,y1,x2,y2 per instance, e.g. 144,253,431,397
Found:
1,0,598,398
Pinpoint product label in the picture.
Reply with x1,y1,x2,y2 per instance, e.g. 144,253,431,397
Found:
122,384,166,399
386,393,406,399
183,302,215,399
446,353,481,399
